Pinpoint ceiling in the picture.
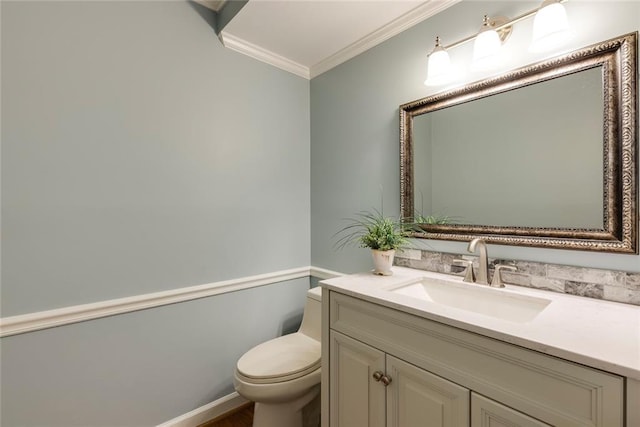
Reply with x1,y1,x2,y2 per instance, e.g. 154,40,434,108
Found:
196,0,227,11
205,0,460,79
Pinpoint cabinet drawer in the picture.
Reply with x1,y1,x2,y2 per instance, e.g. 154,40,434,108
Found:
472,393,551,427
329,291,624,427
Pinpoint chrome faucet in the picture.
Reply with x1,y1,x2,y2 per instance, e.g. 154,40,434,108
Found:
467,238,489,285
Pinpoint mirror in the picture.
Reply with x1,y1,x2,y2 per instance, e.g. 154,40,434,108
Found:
400,32,637,253
412,67,604,229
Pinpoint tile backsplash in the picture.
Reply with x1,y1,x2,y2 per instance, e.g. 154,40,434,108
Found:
395,249,640,306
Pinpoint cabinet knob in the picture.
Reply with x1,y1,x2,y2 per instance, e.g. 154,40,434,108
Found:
372,371,392,386
381,375,392,386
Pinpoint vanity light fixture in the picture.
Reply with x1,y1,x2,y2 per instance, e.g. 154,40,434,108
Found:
530,0,572,52
424,37,455,86
425,0,572,86
472,15,510,71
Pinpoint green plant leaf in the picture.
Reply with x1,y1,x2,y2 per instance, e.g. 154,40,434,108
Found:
333,208,409,251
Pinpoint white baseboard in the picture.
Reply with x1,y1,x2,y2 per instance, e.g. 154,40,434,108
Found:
157,392,249,427
0,266,344,338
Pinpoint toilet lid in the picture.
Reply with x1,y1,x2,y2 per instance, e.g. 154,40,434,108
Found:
237,333,320,382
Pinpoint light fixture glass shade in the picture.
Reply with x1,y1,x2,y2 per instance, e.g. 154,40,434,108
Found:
530,0,572,52
472,16,503,71
424,37,456,86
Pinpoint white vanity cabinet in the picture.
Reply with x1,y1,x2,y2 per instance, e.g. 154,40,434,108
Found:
330,330,469,427
322,290,625,427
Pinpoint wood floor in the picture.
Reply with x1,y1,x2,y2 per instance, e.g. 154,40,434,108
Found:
198,402,254,427
197,397,320,427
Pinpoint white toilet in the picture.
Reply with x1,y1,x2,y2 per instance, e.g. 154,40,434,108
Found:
233,287,322,427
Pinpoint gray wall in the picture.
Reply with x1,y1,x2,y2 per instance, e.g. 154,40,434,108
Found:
2,0,639,425
1,279,309,426
311,0,640,274
1,1,310,425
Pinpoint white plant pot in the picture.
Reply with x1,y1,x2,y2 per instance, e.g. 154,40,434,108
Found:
371,249,395,276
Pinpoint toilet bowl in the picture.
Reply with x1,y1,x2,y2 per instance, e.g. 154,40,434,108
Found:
233,287,322,427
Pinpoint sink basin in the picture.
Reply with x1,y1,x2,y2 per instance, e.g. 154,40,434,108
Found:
387,278,551,323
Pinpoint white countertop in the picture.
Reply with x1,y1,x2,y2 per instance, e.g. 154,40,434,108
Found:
321,266,640,380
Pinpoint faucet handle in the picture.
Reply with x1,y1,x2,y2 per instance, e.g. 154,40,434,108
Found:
491,265,517,288
453,259,475,283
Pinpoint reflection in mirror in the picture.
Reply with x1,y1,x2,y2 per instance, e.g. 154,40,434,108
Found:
413,67,603,229
400,33,637,253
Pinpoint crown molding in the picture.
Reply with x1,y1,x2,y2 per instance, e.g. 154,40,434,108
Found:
310,0,461,78
219,31,310,79
219,0,459,80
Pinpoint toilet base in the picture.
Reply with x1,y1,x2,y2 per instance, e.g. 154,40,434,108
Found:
253,384,320,427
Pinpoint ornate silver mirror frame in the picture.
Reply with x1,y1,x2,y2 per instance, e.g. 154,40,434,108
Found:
400,32,638,253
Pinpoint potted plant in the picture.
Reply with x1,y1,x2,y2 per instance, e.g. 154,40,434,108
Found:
413,212,458,232
334,209,409,276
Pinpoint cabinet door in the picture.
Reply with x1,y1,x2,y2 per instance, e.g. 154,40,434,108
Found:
471,393,551,427
329,330,386,427
386,355,470,427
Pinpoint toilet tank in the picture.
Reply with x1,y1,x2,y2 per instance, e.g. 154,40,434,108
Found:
298,287,322,342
